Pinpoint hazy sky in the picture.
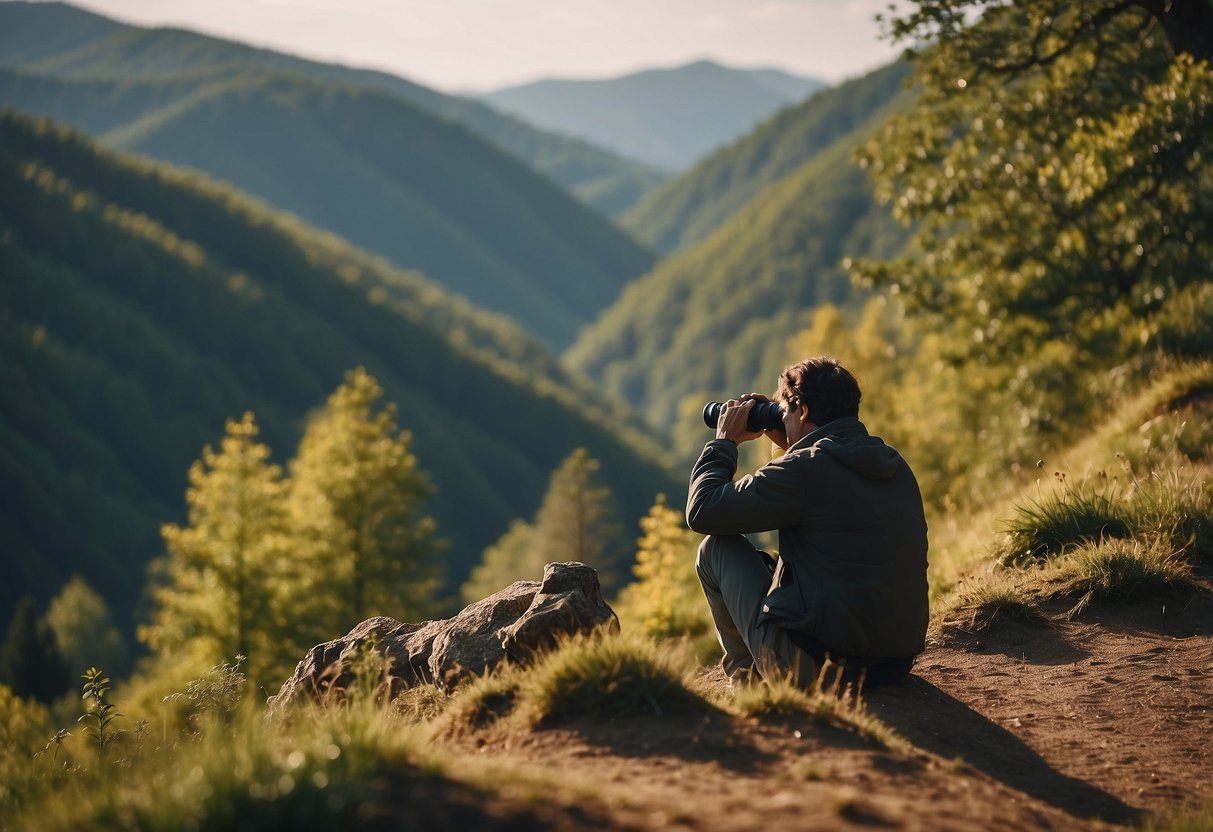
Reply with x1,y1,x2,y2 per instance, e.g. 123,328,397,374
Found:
69,0,904,92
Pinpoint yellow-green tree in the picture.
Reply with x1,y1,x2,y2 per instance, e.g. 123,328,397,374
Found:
45,575,128,678
289,368,443,633
618,495,712,640
459,519,536,603
857,0,1213,461
459,448,621,602
139,413,291,686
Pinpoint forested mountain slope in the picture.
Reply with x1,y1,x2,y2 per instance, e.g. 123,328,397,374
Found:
621,61,910,253
0,62,654,349
481,60,825,172
566,113,909,457
0,1,666,217
0,112,679,632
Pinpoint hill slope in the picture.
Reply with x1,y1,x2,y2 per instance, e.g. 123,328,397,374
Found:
621,60,911,253
0,1,666,217
0,64,654,348
0,112,679,631
481,60,825,172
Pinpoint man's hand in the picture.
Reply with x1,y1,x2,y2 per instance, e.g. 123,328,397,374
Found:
716,395,770,445
717,393,791,450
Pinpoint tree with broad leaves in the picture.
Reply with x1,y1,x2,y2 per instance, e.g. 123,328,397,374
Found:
854,0,1213,445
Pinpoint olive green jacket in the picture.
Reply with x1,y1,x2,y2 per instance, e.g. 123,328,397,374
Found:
686,417,929,659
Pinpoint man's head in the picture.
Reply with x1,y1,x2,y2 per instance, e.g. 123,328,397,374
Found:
776,357,861,429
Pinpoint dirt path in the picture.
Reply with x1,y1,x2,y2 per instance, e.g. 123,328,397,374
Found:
446,589,1212,831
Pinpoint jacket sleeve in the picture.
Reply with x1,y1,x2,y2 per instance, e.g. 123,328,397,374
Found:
686,439,806,535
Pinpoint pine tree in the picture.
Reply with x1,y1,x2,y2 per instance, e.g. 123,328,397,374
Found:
532,448,621,581
0,595,68,704
138,412,292,686
619,495,712,639
288,368,443,633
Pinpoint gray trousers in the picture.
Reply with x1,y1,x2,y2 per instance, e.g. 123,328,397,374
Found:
696,535,818,686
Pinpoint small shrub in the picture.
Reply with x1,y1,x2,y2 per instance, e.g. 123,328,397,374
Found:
1124,469,1213,565
1048,539,1193,618
996,474,1131,566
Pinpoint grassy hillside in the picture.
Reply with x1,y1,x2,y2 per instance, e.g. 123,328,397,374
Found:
565,112,909,458
0,111,679,632
481,60,825,172
0,63,655,349
0,1,666,217
620,61,911,253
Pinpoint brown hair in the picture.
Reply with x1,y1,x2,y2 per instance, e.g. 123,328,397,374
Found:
776,357,861,426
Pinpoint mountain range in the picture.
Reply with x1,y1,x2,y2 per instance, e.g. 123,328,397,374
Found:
0,1,668,218
480,60,825,171
0,3,659,348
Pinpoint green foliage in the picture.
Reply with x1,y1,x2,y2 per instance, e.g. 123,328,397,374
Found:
855,0,1213,463
290,369,444,629
461,448,624,600
0,595,68,704
78,667,123,754
615,495,712,640
44,575,129,680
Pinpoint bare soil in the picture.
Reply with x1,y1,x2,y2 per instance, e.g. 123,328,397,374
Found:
444,584,1213,831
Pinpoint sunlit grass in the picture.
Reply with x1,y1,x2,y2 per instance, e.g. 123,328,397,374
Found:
515,631,708,726
1043,539,1195,619
722,674,905,753
934,574,1049,640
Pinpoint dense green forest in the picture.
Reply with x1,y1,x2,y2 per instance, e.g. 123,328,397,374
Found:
0,5,657,349
565,65,911,460
0,1,666,218
620,61,911,253
0,111,680,636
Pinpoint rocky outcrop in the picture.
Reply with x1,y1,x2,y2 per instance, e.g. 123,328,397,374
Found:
267,561,617,713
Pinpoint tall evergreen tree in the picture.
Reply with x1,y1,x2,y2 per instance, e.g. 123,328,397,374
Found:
138,413,292,686
0,596,68,704
289,368,443,633
532,448,621,582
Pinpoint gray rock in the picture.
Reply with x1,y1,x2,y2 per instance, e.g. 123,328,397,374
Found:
267,561,617,713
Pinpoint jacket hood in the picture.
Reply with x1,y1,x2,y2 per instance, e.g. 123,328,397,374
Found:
796,418,903,480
